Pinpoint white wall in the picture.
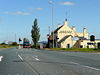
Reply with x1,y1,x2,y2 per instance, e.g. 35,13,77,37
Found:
61,36,73,48
80,40,100,48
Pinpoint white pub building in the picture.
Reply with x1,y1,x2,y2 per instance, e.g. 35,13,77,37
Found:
48,19,100,48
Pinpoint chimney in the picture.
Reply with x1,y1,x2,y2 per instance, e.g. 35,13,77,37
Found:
83,27,89,39
64,19,68,26
83,27,87,33
72,26,76,31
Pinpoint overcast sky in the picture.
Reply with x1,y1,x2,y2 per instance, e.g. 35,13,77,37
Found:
0,0,100,43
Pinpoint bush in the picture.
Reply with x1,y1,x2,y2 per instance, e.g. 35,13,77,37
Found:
1,42,6,45
12,42,18,46
31,44,40,48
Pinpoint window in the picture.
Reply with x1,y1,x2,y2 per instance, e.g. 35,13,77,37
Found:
87,43,95,45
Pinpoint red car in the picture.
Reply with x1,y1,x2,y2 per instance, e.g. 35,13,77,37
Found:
23,45,31,48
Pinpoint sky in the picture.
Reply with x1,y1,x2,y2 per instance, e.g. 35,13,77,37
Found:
0,0,100,43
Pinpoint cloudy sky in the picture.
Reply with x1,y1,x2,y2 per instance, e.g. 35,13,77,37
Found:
0,0,100,43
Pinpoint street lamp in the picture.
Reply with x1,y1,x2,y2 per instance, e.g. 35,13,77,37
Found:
49,1,54,48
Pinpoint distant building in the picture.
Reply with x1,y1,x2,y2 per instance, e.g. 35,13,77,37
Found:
48,19,100,48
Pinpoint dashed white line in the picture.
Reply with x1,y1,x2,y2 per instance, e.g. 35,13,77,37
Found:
0,56,3,62
81,65,100,71
70,61,100,71
32,56,40,61
18,54,23,61
70,62,79,65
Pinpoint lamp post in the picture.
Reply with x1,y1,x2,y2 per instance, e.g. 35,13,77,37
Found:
49,1,54,48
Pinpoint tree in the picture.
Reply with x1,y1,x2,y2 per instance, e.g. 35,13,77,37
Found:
1,42,6,45
31,19,40,47
12,42,17,46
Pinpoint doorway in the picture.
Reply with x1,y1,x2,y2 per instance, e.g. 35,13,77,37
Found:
97,43,100,49
67,44,70,48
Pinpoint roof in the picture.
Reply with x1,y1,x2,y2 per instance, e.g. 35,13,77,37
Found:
51,25,63,34
58,35,71,43
80,39,100,41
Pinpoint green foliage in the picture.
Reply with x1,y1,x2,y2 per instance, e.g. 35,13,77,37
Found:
31,19,40,48
1,42,6,45
31,44,40,48
0,45,12,48
12,42,18,46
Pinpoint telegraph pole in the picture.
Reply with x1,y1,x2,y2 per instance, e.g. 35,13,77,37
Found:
49,26,50,35
15,34,16,42
49,1,54,48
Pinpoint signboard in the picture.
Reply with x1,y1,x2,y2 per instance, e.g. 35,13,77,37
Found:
90,35,95,41
59,31,72,34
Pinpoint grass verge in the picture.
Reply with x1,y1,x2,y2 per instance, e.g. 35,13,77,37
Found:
45,48,100,52
0,45,16,48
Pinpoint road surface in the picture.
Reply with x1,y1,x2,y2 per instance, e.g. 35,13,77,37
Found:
0,48,100,75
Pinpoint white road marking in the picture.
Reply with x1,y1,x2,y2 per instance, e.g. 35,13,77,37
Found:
34,55,38,58
70,62,79,65
32,56,40,61
18,55,23,61
81,65,100,71
70,61,100,71
0,56,3,62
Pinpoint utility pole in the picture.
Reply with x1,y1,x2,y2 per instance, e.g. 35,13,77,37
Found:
49,26,50,35
15,34,16,42
48,26,50,48
49,1,54,48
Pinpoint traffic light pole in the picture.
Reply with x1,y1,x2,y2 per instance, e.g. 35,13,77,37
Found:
19,41,21,49
19,38,22,49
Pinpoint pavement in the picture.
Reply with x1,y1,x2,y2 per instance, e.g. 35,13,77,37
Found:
0,48,100,75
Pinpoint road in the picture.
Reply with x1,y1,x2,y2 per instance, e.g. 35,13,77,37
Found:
0,48,100,75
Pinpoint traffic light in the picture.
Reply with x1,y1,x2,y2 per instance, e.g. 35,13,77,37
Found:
90,35,95,41
19,38,22,42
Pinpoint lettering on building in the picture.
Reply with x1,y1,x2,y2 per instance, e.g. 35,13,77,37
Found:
59,31,72,34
